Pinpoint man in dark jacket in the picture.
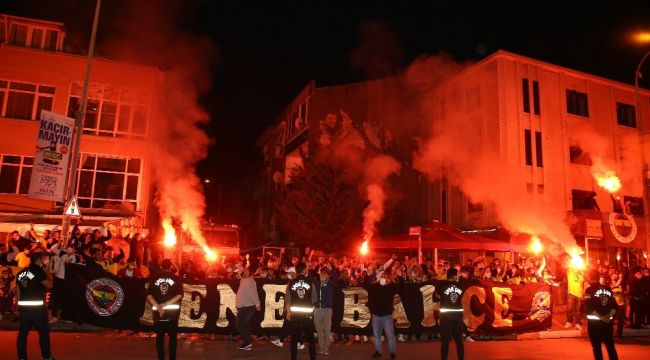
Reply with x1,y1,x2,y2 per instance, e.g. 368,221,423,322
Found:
585,269,618,360
285,262,317,360
366,272,400,359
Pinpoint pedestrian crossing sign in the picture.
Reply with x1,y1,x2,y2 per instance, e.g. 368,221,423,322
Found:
65,197,81,217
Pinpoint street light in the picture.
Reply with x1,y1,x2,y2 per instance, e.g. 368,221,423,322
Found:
633,31,650,267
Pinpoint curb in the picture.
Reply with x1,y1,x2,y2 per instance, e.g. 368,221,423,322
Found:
513,328,650,341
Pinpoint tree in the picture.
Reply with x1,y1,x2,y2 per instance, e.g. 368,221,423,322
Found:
276,154,366,253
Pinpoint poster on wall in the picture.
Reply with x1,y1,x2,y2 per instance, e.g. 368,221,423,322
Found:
28,110,75,201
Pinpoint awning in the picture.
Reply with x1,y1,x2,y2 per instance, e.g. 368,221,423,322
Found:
374,222,528,252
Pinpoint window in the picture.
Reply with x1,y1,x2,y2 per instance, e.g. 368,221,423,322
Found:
287,99,309,140
535,131,543,167
8,23,27,46
30,28,43,48
0,155,33,194
44,30,58,51
616,102,636,128
569,143,592,165
522,78,530,113
532,80,540,115
75,153,141,210
0,21,6,43
524,129,532,165
572,189,599,211
67,82,150,139
0,80,55,120
566,90,589,117
468,201,483,213
623,196,644,216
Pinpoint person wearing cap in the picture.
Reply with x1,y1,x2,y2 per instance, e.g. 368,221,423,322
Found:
272,267,305,351
584,269,618,360
15,251,55,360
435,267,464,360
146,259,183,360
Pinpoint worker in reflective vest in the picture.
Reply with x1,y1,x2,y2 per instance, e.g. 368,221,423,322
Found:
285,262,317,360
435,267,464,360
15,251,55,360
584,270,618,360
146,259,183,360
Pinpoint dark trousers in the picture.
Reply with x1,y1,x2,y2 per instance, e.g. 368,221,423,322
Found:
17,309,51,359
236,306,256,345
440,315,464,360
290,315,316,360
588,321,618,360
615,305,625,338
155,318,178,360
630,298,644,327
50,277,65,317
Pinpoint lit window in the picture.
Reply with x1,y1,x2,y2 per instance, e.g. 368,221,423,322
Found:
67,82,150,139
75,153,141,210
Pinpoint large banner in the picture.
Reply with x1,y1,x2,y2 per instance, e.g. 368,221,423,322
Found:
61,265,552,335
28,110,74,201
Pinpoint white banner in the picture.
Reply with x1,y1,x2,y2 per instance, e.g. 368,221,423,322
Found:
28,110,75,201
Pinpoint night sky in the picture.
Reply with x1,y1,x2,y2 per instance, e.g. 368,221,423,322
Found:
2,0,650,225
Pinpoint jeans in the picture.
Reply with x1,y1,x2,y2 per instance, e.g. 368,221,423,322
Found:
155,318,178,360
314,308,332,352
290,315,316,360
371,314,396,355
236,306,256,345
440,315,464,360
17,309,51,359
588,321,618,360
567,294,581,325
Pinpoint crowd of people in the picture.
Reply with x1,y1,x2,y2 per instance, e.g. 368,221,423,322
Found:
1,225,650,359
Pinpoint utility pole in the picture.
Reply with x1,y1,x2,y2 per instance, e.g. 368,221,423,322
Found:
61,0,102,241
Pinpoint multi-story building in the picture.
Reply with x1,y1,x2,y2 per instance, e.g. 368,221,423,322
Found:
258,49,650,265
427,50,649,265
0,14,160,234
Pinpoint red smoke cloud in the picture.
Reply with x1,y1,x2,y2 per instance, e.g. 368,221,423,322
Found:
98,1,217,250
410,54,581,254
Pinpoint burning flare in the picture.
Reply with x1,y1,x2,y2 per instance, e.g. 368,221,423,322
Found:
570,253,585,270
529,236,543,255
360,239,369,256
592,159,621,193
162,219,177,248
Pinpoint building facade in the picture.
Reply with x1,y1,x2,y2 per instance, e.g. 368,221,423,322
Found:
426,50,650,265
0,14,160,234
258,50,650,265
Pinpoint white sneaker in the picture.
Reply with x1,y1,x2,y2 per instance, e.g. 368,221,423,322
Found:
363,336,369,343
298,343,305,350
575,324,582,330
564,322,572,329
465,336,475,342
271,339,283,347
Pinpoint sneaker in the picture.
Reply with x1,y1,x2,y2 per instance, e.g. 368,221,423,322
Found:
271,339,283,347
48,317,59,324
397,334,406,342
390,354,396,359
298,343,305,350
371,352,382,358
564,322,572,329
237,343,252,351
575,324,582,330
465,335,475,342
355,335,361,342
363,335,369,343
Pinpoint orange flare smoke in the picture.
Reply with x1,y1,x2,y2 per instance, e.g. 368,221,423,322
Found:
570,253,585,270
529,236,543,255
360,240,369,256
162,219,177,248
